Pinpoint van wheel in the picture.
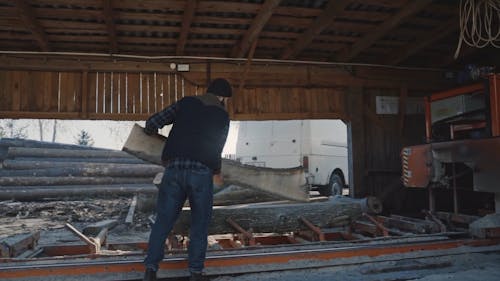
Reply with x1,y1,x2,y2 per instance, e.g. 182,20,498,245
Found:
319,173,344,197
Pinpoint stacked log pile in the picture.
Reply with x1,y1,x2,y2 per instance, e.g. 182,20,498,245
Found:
0,138,162,200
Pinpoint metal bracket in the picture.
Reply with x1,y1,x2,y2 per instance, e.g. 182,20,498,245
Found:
299,217,325,241
363,213,389,237
226,218,255,246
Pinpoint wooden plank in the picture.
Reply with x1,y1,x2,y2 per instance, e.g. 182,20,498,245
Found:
125,195,138,224
141,72,149,114
104,72,112,113
127,73,140,114
0,71,7,110
10,71,22,111
111,72,119,114
95,72,104,113
116,72,125,114
88,72,97,114
80,71,88,118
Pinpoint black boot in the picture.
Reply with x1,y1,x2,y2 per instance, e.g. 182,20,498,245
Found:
190,272,209,281
143,268,157,281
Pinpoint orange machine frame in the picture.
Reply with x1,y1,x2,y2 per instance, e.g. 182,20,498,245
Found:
424,74,500,142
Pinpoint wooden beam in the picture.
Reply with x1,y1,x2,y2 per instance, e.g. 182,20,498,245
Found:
103,0,118,53
14,0,50,51
398,85,407,135
387,18,457,65
347,86,366,198
280,0,350,60
336,0,434,62
231,0,282,58
176,0,198,56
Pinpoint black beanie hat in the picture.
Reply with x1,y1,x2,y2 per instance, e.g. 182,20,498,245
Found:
207,78,232,97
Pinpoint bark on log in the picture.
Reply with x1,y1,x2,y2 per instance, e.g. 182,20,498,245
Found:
0,184,157,201
171,199,362,235
7,147,135,159
213,185,282,205
0,165,163,177
2,159,161,170
0,138,108,150
0,176,152,186
12,157,147,164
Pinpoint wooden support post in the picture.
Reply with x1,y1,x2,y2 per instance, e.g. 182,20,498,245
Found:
398,85,407,135
347,86,366,197
81,71,89,119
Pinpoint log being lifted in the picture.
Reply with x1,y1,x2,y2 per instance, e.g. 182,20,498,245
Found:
171,199,362,235
122,124,309,202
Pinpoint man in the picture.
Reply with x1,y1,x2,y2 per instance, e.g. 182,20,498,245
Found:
142,78,232,281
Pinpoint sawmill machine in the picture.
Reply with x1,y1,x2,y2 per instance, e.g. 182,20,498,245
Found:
401,74,500,235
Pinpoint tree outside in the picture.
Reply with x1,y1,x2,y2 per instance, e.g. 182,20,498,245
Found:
75,130,95,147
0,120,28,139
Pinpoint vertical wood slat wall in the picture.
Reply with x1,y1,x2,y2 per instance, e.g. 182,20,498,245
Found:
0,70,201,119
0,70,346,121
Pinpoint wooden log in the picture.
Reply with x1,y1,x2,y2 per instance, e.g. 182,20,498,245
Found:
122,125,309,202
2,159,161,170
0,184,157,201
0,138,108,150
7,147,135,159
213,185,283,205
0,176,153,186
122,123,167,164
12,157,147,164
171,199,362,235
0,165,163,177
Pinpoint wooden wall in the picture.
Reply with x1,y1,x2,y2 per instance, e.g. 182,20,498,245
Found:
0,56,456,207
0,70,346,121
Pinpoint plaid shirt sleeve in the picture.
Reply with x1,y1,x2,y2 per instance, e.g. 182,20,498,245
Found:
144,102,178,134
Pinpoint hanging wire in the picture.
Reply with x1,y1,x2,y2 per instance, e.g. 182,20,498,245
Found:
454,0,500,58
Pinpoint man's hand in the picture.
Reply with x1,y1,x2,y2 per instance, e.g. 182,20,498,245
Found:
143,126,156,135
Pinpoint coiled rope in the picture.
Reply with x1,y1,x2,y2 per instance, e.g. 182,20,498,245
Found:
454,0,500,59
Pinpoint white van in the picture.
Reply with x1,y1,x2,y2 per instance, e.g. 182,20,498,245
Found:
223,120,349,196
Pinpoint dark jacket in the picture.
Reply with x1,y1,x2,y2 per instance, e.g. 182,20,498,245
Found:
147,93,229,172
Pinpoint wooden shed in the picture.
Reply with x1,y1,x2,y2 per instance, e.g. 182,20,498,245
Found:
0,0,498,209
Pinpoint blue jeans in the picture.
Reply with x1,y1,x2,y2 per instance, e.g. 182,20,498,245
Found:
144,165,213,273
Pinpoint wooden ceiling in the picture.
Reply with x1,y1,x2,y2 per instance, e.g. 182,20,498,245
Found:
0,0,498,69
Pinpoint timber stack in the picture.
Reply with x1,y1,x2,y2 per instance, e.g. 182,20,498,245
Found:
0,138,161,201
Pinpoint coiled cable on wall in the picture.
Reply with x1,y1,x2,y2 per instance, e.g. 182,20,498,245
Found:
454,0,500,59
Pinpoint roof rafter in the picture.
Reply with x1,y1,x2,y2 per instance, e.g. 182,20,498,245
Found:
387,18,457,65
231,0,282,58
15,0,50,51
176,0,198,56
280,0,350,60
336,0,434,62
103,0,118,53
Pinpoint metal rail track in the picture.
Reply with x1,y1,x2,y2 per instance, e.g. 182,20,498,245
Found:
1,235,499,280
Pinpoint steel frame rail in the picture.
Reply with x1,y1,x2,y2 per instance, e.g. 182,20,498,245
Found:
1,237,499,280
